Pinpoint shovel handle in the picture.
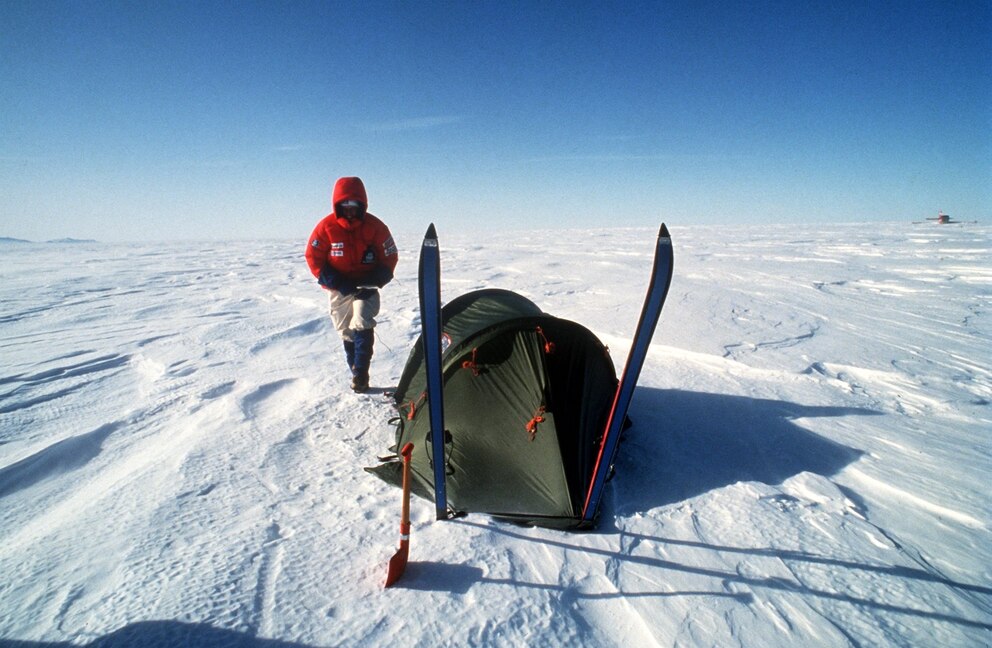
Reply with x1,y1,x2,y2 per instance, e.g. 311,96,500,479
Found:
385,442,416,588
399,442,414,527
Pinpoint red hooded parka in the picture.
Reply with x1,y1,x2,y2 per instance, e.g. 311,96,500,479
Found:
305,177,398,287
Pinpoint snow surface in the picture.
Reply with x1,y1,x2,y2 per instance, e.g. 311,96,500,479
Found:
1,223,990,647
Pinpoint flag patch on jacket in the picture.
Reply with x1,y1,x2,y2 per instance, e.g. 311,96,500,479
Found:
383,236,397,257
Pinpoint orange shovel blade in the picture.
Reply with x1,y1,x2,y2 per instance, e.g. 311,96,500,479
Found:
385,539,409,588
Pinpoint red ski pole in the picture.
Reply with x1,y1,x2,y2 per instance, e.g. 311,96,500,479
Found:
385,442,415,587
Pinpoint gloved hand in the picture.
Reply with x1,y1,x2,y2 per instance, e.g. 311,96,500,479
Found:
335,279,357,296
317,265,337,288
318,266,357,296
363,265,394,288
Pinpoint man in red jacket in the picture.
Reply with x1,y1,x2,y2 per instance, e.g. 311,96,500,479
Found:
305,177,398,393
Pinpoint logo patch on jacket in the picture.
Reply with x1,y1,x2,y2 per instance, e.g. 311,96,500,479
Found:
383,236,397,257
361,245,376,264
330,242,344,257
311,239,320,248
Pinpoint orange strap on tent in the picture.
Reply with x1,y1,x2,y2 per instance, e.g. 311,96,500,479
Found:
462,348,481,376
536,327,555,354
406,392,427,421
525,405,546,441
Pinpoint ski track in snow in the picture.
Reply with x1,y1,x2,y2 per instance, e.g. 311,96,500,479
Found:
1,224,990,647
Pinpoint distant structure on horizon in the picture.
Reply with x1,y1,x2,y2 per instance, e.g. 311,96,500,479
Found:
912,210,979,226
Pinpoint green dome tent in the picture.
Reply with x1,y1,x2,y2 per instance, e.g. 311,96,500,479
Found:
367,289,618,530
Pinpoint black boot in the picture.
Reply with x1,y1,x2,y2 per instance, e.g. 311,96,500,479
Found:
351,370,370,393
343,339,356,373
351,329,374,393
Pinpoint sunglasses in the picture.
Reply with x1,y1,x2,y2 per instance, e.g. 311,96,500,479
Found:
337,201,366,218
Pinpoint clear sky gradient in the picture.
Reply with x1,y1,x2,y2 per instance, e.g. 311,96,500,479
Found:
2,1,990,241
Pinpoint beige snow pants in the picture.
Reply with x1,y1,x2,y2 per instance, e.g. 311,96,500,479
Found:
328,289,380,342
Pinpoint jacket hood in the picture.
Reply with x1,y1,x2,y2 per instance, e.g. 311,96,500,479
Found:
332,177,369,230
332,177,368,211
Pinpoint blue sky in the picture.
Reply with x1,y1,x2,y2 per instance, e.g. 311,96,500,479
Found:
1,1,989,241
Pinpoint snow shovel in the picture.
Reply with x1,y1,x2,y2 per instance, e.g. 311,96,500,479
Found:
385,442,415,587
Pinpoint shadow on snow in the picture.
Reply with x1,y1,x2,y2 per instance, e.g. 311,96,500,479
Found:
612,388,873,510
0,621,315,648
410,520,992,632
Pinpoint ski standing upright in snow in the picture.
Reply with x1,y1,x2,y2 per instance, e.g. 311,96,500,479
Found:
582,223,675,524
418,223,449,520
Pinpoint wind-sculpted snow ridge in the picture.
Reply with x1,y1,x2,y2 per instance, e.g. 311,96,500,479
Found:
1,225,990,647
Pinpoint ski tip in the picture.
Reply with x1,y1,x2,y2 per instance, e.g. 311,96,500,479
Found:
658,223,671,240
425,223,437,239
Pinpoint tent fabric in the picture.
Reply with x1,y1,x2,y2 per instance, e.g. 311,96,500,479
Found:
367,289,618,529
